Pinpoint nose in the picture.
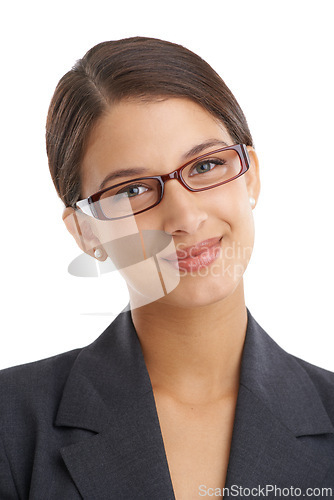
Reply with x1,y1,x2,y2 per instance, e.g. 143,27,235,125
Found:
159,179,208,235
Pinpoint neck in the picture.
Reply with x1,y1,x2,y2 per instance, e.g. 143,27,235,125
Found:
130,280,248,405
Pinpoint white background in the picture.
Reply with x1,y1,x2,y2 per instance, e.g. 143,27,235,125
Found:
1,0,333,370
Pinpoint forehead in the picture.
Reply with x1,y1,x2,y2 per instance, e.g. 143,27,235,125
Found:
81,97,232,197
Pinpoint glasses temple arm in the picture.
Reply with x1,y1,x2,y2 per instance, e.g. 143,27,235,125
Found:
74,198,95,218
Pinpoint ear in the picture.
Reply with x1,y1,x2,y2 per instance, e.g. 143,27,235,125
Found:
62,207,107,260
244,146,261,209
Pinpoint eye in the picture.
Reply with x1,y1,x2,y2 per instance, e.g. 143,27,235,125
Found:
189,158,226,176
116,184,149,198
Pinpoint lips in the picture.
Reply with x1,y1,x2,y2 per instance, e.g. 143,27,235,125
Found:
162,236,223,273
164,237,222,262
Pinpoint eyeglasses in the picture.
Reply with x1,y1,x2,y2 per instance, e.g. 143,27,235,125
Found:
75,143,250,220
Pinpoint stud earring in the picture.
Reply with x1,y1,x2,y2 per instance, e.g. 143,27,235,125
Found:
249,196,256,208
94,248,103,259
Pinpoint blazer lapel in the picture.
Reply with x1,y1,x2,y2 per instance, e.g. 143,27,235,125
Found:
55,307,175,499
225,310,334,490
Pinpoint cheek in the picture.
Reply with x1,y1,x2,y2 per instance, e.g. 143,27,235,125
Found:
203,183,253,228
91,218,143,273
95,217,140,244
208,184,255,259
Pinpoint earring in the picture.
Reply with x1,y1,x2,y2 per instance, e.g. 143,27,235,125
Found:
94,248,103,260
249,196,256,208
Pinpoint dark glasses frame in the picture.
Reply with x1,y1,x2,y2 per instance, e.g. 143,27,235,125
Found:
75,143,250,220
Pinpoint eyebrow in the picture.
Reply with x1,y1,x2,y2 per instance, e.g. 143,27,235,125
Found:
182,139,229,160
98,168,149,191
97,139,229,191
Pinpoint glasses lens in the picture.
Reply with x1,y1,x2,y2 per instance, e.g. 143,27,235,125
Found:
99,178,161,219
182,149,243,190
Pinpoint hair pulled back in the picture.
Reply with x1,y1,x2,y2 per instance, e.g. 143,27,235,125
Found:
46,36,254,207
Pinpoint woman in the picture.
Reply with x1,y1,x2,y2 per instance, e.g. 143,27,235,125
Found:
1,37,333,499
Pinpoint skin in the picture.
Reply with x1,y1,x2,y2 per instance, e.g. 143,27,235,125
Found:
63,97,260,407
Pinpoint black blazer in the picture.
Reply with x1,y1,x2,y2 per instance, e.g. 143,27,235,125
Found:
1,308,334,499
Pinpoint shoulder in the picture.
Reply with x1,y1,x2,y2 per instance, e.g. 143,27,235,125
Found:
292,353,334,385
246,308,334,393
0,346,82,387
0,347,97,497
244,309,334,430
0,308,132,424
0,347,82,426
291,354,334,415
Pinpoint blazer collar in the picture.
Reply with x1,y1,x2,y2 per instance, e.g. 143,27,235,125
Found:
238,311,333,437
55,306,153,433
55,306,175,498
225,311,334,489
55,307,334,497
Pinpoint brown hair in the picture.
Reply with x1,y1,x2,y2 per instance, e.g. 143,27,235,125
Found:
46,36,254,208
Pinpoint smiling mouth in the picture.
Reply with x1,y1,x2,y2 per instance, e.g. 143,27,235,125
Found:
161,236,223,272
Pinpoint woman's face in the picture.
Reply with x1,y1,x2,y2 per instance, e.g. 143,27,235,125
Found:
78,97,260,309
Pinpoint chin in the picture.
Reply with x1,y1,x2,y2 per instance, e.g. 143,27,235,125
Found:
126,252,250,310
154,273,243,310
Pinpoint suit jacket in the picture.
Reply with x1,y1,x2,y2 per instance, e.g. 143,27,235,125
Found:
1,307,334,499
